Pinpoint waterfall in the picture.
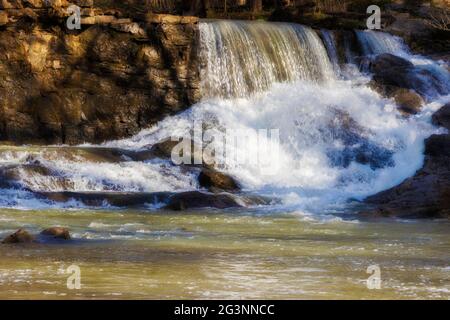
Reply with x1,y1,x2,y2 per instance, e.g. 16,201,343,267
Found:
199,20,335,98
320,30,341,75
0,21,448,215
356,30,409,56
356,30,450,96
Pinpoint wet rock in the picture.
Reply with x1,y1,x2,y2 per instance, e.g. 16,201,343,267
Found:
432,103,450,130
165,191,243,210
425,134,450,158
39,191,172,207
198,169,240,192
0,164,53,189
144,138,214,166
370,53,446,99
70,147,140,163
2,229,34,244
164,191,274,210
370,53,414,73
370,82,426,115
41,227,71,240
391,88,424,115
148,139,182,159
363,132,450,219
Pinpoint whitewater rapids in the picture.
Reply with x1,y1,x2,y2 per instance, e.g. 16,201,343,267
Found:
0,21,449,215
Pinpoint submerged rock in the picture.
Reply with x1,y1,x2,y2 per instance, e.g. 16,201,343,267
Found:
0,164,54,190
41,227,71,240
198,169,240,192
2,229,34,244
140,138,215,166
325,109,394,169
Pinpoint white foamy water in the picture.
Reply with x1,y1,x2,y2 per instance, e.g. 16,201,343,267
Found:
1,22,449,214
107,79,446,213
199,20,335,98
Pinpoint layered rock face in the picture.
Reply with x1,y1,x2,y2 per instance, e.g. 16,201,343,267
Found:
0,0,200,144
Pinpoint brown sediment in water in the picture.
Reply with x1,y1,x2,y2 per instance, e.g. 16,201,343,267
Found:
0,208,449,299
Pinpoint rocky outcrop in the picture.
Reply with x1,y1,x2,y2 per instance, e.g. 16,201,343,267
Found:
164,191,273,210
369,53,446,102
198,168,240,192
40,227,71,240
432,103,450,130
363,103,450,219
146,138,215,166
385,4,450,57
2,228,34,244
38,191,172,207
370,81,425,115
36,190,273,210
165,191,242,210
1,227,71,244
0,2,200,145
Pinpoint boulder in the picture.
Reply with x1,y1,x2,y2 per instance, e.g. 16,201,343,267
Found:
40,227,71,240
198,169,240,192
38,191,172,207
425,134,450,157
432,103,450,130
165,191,242,210
145,138,214,166
369,82,425,114
370,53,446,99
164,191,274,210
0,164,53,189
2,229,34,244
370,53,414,74
391,88,425,115
148,138,182,159
363,132,450,219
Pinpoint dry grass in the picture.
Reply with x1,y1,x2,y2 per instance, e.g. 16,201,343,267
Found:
426,8,450,31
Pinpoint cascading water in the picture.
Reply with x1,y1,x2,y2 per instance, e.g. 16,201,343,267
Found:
0,21,449,216
356,30,409,56
356,30,450,97
320,30,341,75
199,20,335,98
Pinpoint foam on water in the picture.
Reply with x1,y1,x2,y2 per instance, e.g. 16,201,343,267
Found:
107,78,445,214
1,23,449,216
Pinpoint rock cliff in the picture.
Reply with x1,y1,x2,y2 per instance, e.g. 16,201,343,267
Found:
0,0,200,144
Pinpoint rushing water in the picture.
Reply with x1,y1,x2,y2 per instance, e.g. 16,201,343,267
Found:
0,22,449,299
